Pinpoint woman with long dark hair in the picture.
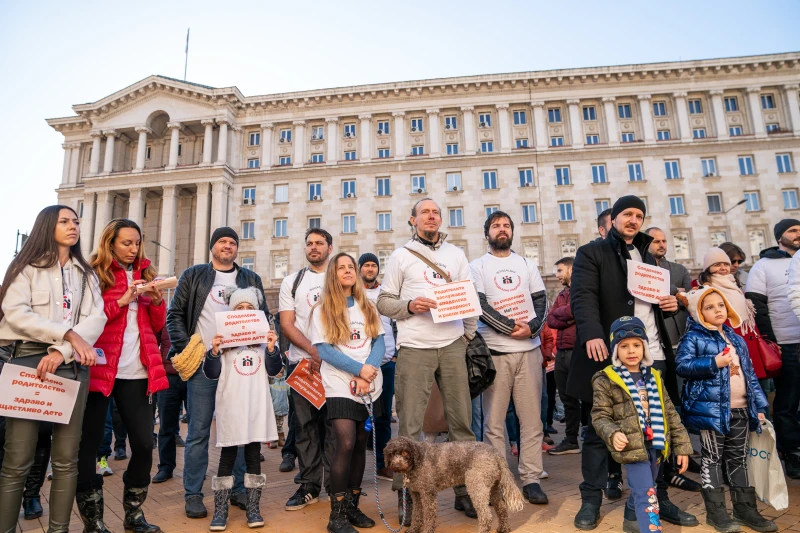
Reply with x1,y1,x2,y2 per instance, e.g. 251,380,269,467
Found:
75,218,167,533
0,205,106,533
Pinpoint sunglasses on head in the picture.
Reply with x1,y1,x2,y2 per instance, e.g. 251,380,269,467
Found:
614,327,645,340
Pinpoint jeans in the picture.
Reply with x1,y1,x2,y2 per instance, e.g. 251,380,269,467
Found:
624,448,662,533
471,395,484,442
554,349,580,443
282,363,298,458
375,361,396,470
773,343,800,454
184,369,245,499
157,373,187,474
98,401,114,459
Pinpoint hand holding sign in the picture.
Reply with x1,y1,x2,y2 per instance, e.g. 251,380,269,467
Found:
215,310,270,349
424,280,482,323
626,260,670,304
0,364,81,424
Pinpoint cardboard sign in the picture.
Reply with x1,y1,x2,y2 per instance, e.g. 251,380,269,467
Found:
286,358,326,409
0,364,81,424
490,290,536,322
215,310,270,349
627,260,671,304
135,276,177,294
425,279,482,324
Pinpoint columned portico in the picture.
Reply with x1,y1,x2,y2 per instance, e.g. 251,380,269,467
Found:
89,131,102,176
710,90,730,140
746,87,767,138
194,182,211,264
128,188,144,227
785,85,800,135
210,181,229,231
166,122,182,169
359,115,372,161
80,192,96,257
293,120,306,168
566,100,583,149
93,191,114,248
158,185,178,276
673,92,692,142
426,109,440,157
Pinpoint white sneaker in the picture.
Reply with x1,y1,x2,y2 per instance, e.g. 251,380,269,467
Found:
540,470,549,479
96,456,113,476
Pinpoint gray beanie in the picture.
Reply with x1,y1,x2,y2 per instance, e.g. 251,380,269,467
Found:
226,287,262,310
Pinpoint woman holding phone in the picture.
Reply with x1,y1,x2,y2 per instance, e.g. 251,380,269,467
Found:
0,205,106,533
75,218,168,533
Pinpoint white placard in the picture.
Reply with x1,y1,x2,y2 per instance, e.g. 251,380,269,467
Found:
214,310,270,349
627,260,671,304
424,279,482,324
0,364,81,424
489,290,536,322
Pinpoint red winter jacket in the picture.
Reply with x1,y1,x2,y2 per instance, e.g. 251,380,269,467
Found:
91,258,168,397
547,287,576,350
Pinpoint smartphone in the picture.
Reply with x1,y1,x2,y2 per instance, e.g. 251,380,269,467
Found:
95,348,107,365
350,380,358,395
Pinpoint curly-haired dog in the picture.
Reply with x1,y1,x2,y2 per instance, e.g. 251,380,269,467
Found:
384,436,524,533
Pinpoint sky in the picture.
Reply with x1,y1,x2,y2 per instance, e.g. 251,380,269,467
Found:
1,0,799,275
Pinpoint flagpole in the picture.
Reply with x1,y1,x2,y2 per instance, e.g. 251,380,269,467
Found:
184,28,190,81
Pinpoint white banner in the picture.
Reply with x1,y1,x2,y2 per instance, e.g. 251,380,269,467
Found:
215,310,270,349
627,260,671,304
425,279,482,324
0,364,81,424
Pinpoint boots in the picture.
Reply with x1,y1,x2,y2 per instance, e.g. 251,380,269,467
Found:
23,445,50,520
701,487,741,532
244,473,266,528
328,493,357,533
730,487,777,532
622,504,639,533
122,485,161,533
657,490,699,526
210,476,234,531
76,488,113,533
346,488,375,528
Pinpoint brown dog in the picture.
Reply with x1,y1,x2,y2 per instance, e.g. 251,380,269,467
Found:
384,436,524,533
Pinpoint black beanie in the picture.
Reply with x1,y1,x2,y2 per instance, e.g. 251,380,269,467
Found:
358,253,380,272
209,227,239,250
774,219,800,242
611,195,647,220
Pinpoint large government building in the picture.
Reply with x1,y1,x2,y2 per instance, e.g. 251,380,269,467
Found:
48,52,800,300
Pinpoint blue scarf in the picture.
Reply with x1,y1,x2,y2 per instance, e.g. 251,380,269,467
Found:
615,365,665,450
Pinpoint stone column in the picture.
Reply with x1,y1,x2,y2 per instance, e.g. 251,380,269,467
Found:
134,127,150,172
260,123,273,168
201,119,215,166
566,100,584,149
215,119,229,165
637,95,655,144
60,144,72,186
532,102,548,150
358,114,372,161
673,92,692,142
166,122,182,169
426,109,440,157
127,188,144,227
602,97,619,146
784,84,800,135
89,131,102,176
393,112,406,159
210,181,229,230
710,90,729,140
68,144,81,186
326,118,339,164
80,192,96,257
158,186,178,276
496,104,512,153
746,87,766,138
93,191,114,249
193,183,211,264
293,120,306,167
461,106,477,155
102,130,117,174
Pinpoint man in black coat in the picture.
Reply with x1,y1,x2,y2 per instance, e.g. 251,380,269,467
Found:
567,196,697,530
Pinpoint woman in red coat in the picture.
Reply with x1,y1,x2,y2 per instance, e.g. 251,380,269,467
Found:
76,219,167,533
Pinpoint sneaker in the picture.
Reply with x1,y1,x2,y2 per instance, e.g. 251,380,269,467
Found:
185,494,208,518
113,447,127,461
175,434,186,447
669,473,701,492
546,425,558,434
540,470,549,479
285,485,319,510
523,483,548,504
548,439,581,455
604,474,623,500
542,442,554,452
376,467,394,481
279,453,296,473
96,456,113,476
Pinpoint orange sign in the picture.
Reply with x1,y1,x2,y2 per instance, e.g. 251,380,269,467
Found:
286,358,326,409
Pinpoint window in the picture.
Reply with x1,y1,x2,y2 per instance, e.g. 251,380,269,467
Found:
595,199,610,215
249,132,261,146
653,102,667,116
448,208,464,227
311,126,324,140
729,126,742,136
243,187,256,205
556,166,571,186
784,189,799,210
145,146,151,160
523,241,540,264
628,162,644,182
411,145,424,156
761,94,776,109
376,121,390,135
274,219,287,237
445,116,458,130
592,164,607,184
478,113,492,127
702,158,718,177
78,201,84,218
377,212,392,232
241,257,255,271
513,110,527,125
446,143,459,155
738,156,755,176
657,130,671,141
177,143,182,157
749,229,766,257
377,177,391,197
519,168,534,187
247,158,260,168
411,175,426,193
618,104,632,119
481,141,494,153
274,185,288,203
558,202,574,221
621,132,635,143
516,139,529,148
342,180,356,198
279,156,291,166
583,106,597,121
673,233,691,260
561,239,578,257
311,153,324,163
669,195,686,215
766,123,780,133
273,255,288,279
548,108,562,123
711,232,727,247
344,151,357,161
707,194,723,213
378,250,391,270
777,153,794,173
485,205,499,218
586,134,599,145
344,123,356,137
308,217,321,229
744,192,760,212
483,171,498,190
522,204,537,223
342,215,357,234
447,172,462,191
724,96,739,112
280,129,292,142
688,99,703,114
550,136,564,147
410,118,423,132
665,160,681,179
693,128,707,139
242,221,255,239
309,182,322,200
378,148,390,158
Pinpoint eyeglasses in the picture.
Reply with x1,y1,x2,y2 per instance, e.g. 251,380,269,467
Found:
614,327,646,340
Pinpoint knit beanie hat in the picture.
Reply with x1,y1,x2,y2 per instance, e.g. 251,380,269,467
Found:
774,218,800,242
702,247,731,271
611,195,647,220
609,316,653,367
358,253,380,272
677,285,742,330
226,287,262,310
209,227,239,250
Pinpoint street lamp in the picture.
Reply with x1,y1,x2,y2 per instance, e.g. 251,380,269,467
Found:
724,199,747,242
14,231,28,257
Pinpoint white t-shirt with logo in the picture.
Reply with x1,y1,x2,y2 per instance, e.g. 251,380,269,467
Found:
117,270,147,380
278,269,325,364
629,247,665,361
309,302,384,401
195,269,238,349
470,252,544,354
364,285,396,363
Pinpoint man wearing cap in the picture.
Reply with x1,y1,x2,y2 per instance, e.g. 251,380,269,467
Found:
167,227,270,518
745,219,800,477
358,253,397,481
568,196,697,530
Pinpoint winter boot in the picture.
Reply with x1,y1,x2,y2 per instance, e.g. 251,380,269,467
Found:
122,485,161,533
244,473,266,528
76,488,113,533
22,445,50,519
657,490,699,526
210,476,234,531
730,487,777,532
328,493,357,533
701,487,741,532
346,488,375,528
622,505,639,533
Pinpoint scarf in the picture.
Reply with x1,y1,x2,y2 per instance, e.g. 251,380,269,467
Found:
615,365,665,450
710,273,756,335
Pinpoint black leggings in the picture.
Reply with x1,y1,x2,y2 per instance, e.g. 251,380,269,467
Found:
330,418,369,495
219,442,261,477
701,408,750,489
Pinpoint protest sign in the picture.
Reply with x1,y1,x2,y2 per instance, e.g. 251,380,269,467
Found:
135,276,177,294
0,364,81,424
286,358,326,409
627,260,671,304
489,290,535,322
425,279,482,324
215,309,270,349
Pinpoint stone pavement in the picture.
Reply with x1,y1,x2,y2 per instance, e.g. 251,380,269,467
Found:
14,418,800,533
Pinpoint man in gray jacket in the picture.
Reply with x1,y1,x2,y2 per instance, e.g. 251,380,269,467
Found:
646,227,692,348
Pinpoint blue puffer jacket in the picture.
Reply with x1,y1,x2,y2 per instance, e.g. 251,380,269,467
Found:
676,317,768,435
